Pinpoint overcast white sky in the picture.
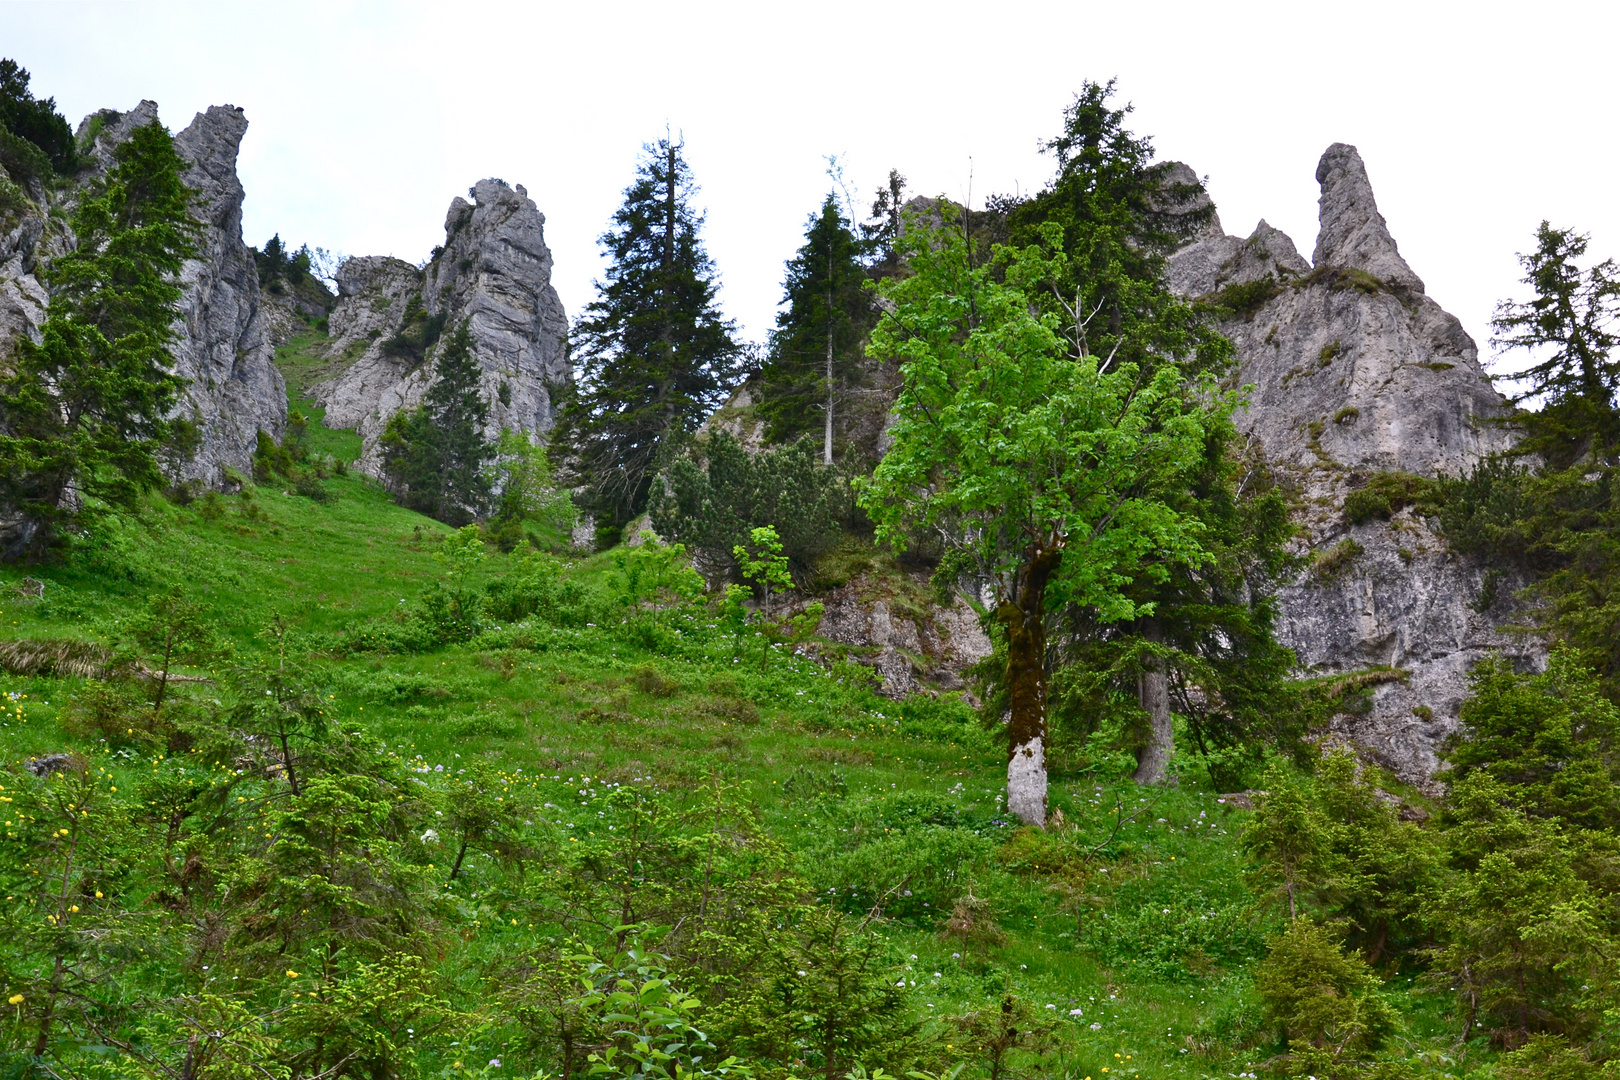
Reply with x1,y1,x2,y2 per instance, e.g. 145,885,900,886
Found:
7,1,1617,378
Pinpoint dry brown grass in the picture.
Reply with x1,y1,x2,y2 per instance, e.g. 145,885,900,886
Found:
0,638,112,678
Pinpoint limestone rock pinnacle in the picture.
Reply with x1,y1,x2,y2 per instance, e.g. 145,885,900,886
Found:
1313,143,1424,295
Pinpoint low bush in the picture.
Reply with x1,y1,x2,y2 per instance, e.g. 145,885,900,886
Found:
1343,471,1437,525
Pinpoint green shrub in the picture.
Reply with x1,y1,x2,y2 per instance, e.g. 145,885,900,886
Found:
821,824,995,920
1343,471,1437,525
1332,406,1359,424
1083,893,1268,982
1254,920,1397,1061
650,431,841,583
1300,265,1385,295
380,292,446,365
1204,274,1282,319
1311,538,1364,580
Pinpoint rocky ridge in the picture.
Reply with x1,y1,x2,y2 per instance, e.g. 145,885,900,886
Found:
1168,143,1534,788
0,100,286,484
310,179,570,474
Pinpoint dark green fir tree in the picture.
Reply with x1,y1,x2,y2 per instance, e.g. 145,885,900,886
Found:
551,136,741,539
757,193,876,459
0,58,80,182
0,120,197,560
380,319,493,525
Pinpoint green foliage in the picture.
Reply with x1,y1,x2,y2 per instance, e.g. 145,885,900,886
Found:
1243,754,1435,961
1008,81,1230,384
731,906,928,1080
252,232,324,300
757,192,878,451
381,320,494,525
122,584,229,727
1202,274,1283,318
1498,1036,1608,1080
552,137,742,529
735,526,790,613
860,204,1233,784
419,525,491,642
1343,472,1438,526
946,993,1057,1080
0,119,199,559
650,431,842,584
1492,221,1620,459
440,758,535,880
1035,433,1300,785
1254,920,1398,1072
488,429,576,550
383,291,449,366
1448,651,1620,830
1311,538,1364,580
0,59,79,180
574,944,754,1080
1427,772,1618,1045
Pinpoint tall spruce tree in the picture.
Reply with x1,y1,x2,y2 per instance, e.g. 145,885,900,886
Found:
552,136,741,535
0,120,198,560
861,169,908,276
758,193,876,459
1009,80,1221,380
1492,222,1620,463
380,319,493,525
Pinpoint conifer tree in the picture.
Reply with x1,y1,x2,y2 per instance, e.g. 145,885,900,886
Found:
552,136,741,536
380,319,492,525
1492,222,1620,462
758,193,876,459
0,120,198,560
861,169,908,276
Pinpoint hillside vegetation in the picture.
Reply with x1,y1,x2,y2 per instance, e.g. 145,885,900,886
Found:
0,469,1497,1080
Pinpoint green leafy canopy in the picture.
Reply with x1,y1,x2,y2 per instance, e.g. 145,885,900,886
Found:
858,212,1232,623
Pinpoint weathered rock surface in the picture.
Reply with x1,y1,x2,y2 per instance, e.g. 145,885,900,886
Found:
311,179,570,473
1168,144,1534,789
809,573,992,699
169,105,286,483
0,100,285,484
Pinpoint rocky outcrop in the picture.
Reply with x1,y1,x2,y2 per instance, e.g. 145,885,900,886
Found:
1168,143,1533,789
311,179,570,473
169,106,286,483
809,573,993,699
0,100,285,484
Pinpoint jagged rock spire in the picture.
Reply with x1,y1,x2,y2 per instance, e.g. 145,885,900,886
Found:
1313,143,1424,294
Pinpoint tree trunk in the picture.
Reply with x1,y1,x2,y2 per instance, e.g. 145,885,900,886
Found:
1132,622,1175,786
823,332,835,465
999,547,1061,827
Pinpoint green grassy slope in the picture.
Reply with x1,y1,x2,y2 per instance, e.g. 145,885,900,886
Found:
0,439,1485,1078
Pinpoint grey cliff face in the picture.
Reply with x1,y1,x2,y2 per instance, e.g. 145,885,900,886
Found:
314,256,424,433
1167,145,1533,790
0,100,285,485
1313,143,1425,295
169,105,287,484
313,179,571,473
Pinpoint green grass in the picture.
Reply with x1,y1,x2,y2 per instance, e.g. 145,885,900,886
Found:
0,473,1496,1078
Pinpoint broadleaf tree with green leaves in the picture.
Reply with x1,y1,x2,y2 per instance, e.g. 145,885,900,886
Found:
858,209,1232,824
